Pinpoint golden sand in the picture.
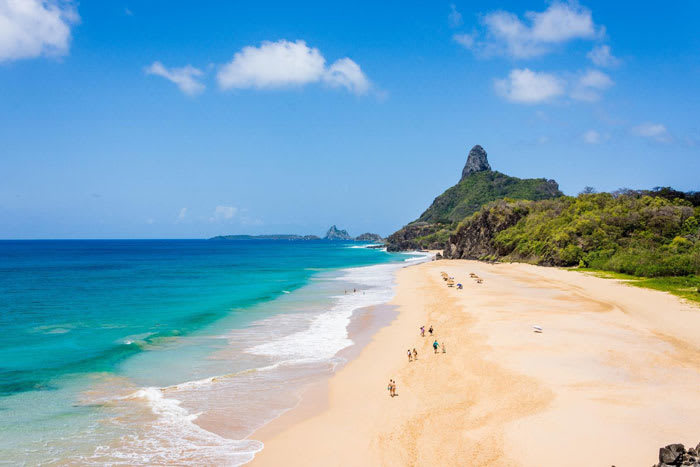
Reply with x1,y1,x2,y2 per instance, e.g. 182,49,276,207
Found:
251,260,700,466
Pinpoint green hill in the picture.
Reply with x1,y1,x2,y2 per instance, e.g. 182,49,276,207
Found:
387,145,562,251
444,190,700,278
417,170,562,224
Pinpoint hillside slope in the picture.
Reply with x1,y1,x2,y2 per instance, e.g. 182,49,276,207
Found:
417,170,562,224
444,191,700,277
387,145,562,251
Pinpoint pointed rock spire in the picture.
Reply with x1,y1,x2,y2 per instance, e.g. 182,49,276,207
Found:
461,145,491,180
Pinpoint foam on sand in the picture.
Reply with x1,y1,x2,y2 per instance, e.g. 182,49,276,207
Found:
92,388,263,465
248,254,430,362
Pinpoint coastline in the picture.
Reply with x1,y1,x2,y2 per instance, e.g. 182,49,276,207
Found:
249,259,700,466
0,242,426,465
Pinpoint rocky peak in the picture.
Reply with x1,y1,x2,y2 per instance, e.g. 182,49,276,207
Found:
324,225,352,240
461,145,491,180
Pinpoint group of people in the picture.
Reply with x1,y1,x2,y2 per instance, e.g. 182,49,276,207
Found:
390,324,447,397
418,325,445,354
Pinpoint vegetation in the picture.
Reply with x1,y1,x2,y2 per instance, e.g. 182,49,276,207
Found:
578,269,700,305
417,170,562,224
457,190,700,277
388,170,563,251
410,226,454,249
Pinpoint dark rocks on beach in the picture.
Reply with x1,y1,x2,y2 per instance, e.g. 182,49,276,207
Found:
653,442,700,467
461,145,491,180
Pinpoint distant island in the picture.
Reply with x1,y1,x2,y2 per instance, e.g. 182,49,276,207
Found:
210,226,385,243
210,234,321,241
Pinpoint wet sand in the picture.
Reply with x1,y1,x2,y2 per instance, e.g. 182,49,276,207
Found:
250,260,700,466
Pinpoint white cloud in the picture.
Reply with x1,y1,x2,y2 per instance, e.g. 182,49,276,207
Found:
210,205,237,222
453,33,475,49
324,57,370,94
583,130,600,144
176,207,187,222
633,123,672,143
218,40,325,89
0,0,80,62
145,61,205,95
578,69,613,88
494,68,564,103
462,2,599,58
448,4,463,28
587,44,618,67
571,69,613,101
216,39,370,95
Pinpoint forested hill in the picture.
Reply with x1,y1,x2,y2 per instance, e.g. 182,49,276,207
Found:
443,190,700,277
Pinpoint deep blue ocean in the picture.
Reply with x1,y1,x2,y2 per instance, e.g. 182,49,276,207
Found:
0,239,417,464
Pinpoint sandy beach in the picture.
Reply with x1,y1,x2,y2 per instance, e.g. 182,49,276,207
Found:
251,259,700,466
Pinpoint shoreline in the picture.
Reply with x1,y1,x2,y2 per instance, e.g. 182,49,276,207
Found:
246,253,436,450
249,259,700,466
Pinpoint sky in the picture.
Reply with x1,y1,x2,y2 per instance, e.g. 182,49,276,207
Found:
1,0,699,239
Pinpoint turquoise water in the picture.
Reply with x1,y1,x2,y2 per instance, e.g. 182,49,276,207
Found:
0,240,416,464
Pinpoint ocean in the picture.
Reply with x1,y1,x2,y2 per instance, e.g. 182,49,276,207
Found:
0,240,424,465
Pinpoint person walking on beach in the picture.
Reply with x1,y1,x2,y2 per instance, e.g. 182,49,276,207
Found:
433,340,439,354
391,380,397,397
441,342,446,354
428,325,434,336
407,349,412,362
387,379,393,397
413,348,418,360
420,326,425,337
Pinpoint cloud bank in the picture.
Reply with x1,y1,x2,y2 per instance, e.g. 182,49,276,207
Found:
0,0,80,62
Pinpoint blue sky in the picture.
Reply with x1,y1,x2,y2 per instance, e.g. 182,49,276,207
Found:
1,1,699,239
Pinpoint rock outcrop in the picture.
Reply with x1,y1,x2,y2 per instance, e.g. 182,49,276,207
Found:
354,233,385,243
324,225,353,241
653,442,700,466
461,144,491,180
443,200,530,260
